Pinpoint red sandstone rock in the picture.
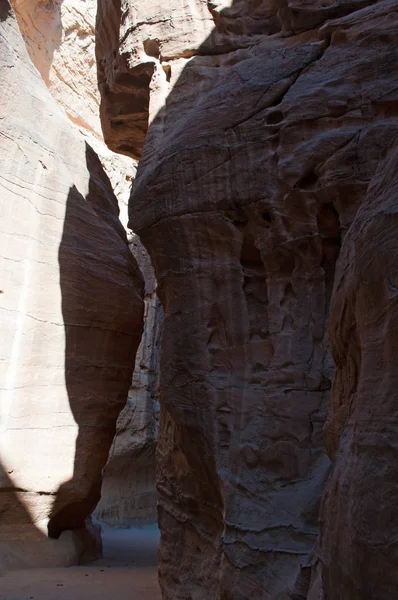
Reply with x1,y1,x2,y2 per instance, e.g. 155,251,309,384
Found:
0,1,144,569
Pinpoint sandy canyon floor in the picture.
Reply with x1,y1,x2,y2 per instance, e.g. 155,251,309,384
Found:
0,526,161,600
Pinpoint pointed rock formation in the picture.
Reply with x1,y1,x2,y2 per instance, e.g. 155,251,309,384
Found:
10,0,162,534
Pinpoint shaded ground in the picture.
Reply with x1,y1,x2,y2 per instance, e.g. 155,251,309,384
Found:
0,526,161,600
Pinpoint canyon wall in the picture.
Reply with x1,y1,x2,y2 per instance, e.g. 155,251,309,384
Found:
321,140,398,598
10,0,134,225
0,1,144,570
10,0,161,530
97,0,398,598
96,237,163,528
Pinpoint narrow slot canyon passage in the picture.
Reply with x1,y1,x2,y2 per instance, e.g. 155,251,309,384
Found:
2,0,398,598
0,526,161,600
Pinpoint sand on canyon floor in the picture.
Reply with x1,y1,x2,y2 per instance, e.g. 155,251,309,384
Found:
0,525,161,600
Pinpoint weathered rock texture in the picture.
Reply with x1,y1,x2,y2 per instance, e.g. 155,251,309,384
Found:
96,237,163,528
97,0,398,597
0,1,143,570
321,141,398,598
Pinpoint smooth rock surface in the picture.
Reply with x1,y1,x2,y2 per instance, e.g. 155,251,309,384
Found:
0,1,143,568
11,0,135,227
96,0,398,597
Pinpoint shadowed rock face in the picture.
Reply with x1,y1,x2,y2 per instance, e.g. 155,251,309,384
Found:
96,0,398,598
96,237,163,528
0,3,144,567
322,142,398,599
96,0,156,160
0,0,11,21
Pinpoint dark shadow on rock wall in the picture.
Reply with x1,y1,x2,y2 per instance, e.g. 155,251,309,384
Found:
0,0,11,21
98,0,394,595
96,0,398,596
0,459,40,528
48,143,143,539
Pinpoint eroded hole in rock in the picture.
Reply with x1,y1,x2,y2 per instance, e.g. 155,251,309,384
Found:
232,218,248,228
297,170,319,189
240,235,269,340
318,202,340,237
266,110,284,125
143,38,160,59
228,207,248,229
280,281,295,308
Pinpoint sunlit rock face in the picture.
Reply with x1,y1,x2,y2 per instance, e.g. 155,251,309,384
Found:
11,0,134,224
10,0,163,532
11,0,98,129
0,1,144,570
96,236,163,528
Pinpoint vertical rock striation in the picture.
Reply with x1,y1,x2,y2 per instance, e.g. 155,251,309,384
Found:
96,0,398,597
0,1,144,570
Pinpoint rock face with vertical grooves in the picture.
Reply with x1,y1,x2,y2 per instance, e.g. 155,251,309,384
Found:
96,0,398,598
0,1,144,570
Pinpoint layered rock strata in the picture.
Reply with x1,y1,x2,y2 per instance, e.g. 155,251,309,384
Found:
11,0,134,226
0,1,143,570
11,0,162,529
